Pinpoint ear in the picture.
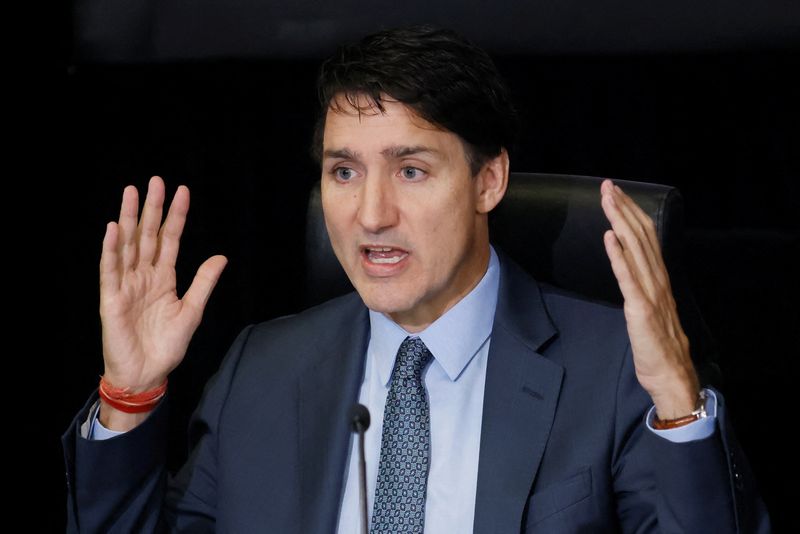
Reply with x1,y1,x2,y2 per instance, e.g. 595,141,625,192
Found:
474,148,509,214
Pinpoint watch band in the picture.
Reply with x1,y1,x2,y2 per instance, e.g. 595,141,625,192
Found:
652,390,708,430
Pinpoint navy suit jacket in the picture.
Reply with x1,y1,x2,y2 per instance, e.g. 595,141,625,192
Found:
63,254,770,533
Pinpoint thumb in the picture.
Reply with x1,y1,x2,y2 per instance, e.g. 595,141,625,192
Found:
182,255,228,317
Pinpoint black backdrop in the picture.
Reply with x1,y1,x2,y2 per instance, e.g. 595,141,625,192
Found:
51,2,798,531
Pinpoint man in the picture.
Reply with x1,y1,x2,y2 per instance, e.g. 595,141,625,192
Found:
63,26,769,532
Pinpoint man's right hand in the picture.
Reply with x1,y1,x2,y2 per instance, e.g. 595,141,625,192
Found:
98,176,227,431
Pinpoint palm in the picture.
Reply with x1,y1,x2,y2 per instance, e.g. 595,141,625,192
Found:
100,176,227,391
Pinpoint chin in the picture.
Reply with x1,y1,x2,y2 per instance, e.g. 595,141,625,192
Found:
355,284,418,316
359,293,413,315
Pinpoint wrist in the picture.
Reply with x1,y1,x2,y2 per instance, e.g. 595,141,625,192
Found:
652,390,698,420
98,375,168,414
98,399,154,432
100,369,168,393
648,368,700,420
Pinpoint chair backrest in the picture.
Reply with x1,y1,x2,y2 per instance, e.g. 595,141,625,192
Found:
304,172,721,384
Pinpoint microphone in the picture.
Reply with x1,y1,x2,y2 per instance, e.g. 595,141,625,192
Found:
350,404,371,534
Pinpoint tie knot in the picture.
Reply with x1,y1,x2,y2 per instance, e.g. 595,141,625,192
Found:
393,336,432,382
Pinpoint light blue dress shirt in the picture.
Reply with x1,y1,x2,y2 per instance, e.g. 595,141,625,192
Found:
335,248,501,534
88,245,717,533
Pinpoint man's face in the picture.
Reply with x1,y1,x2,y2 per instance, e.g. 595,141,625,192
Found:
321,95,505,332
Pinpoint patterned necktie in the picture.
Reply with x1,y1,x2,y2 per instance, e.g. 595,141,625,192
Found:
370,336,433,533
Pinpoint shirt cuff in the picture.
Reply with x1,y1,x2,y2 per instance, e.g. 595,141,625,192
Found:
84,399,127,441
646,388,717,442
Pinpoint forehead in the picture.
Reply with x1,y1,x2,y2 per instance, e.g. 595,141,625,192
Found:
322,95,465,158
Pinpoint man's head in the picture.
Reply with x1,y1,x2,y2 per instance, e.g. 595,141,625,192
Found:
317,26,517,332
313,25,517,175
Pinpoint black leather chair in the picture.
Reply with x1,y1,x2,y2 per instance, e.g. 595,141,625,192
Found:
304,172,721,385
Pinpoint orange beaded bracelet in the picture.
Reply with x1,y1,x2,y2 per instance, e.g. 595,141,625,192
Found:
98,376,168,413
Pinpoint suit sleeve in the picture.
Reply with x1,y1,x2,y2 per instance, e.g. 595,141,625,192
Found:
610,344,771,533
62,325,255,533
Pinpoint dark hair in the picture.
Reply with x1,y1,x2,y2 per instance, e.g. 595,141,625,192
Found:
312,25,518,175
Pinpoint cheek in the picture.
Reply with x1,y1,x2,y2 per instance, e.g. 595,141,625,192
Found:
322,202,349,254
415,197,473,261
322,190,352,231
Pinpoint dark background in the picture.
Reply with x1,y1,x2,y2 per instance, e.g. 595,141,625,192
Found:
52,1,798,531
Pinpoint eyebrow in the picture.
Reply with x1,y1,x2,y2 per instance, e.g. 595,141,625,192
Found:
322,145,440,161
381,145,440,159
322,148,359,160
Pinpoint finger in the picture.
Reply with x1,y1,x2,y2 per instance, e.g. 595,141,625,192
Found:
100,222,120,295
612,184,665,268
603,229,647,305
137,176,166,267
155,185,190,268
118,185,140,271
181,255,228,320
610,185,674,295
600,185,657,296
609,189,665,291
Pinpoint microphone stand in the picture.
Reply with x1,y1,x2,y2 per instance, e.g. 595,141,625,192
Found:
350,404,371,534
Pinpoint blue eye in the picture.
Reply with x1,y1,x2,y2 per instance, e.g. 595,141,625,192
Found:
401,167,424,180
335,167,355,181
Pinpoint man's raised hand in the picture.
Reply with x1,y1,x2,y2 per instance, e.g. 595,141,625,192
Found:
98,176,227,429
600,179,699,420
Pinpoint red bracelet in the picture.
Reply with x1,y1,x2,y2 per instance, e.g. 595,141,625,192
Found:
98,376,168,413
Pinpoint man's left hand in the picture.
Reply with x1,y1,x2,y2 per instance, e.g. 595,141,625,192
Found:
600,179,700,419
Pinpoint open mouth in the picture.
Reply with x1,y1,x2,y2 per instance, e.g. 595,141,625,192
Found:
361,246,409,264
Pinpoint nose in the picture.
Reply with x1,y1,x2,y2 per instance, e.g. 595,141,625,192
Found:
357,175,398,234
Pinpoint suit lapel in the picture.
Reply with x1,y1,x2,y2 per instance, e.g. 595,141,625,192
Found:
473,254,564,534
298,297,370,534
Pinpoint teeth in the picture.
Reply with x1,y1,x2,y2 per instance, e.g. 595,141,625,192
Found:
371,255,406,264
364,246,408,265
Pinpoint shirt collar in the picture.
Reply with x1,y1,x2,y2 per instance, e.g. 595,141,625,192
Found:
368,246,500,385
